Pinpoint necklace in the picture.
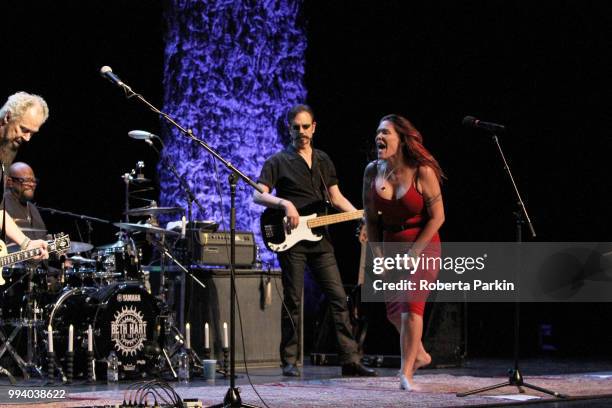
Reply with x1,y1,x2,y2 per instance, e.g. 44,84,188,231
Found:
380,164,397,191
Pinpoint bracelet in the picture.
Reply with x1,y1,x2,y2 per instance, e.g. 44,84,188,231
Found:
20,237,31,250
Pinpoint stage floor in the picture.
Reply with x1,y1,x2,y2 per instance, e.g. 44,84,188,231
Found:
1,357,612,407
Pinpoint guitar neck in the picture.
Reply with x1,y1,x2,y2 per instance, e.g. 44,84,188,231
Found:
306,210,364,229
0,248,46,267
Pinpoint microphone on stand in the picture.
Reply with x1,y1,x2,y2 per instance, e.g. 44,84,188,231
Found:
128,130,159,140
99,66,128,88
462,116,506,133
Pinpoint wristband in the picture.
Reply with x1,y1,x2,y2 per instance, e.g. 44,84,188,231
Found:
20,237,31,250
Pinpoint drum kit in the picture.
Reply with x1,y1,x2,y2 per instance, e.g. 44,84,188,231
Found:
0,164,198,382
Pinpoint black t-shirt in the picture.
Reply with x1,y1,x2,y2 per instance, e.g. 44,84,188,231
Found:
257,146,339,252
1,192,47,241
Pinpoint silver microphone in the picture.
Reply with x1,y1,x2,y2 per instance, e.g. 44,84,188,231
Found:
128,130,158,140
99,66,125,87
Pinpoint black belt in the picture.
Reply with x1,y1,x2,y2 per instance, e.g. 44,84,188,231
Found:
382,223,419,233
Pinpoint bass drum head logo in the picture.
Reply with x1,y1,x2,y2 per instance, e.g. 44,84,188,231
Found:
111,305,148,356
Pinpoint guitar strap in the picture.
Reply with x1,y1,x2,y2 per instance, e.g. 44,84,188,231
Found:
1,162,6,243
314,151,331,215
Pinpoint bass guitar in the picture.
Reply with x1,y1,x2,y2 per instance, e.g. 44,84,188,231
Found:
261,206,363,252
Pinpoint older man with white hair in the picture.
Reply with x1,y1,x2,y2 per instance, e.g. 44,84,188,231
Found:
0,92,50,258
0,91,49,166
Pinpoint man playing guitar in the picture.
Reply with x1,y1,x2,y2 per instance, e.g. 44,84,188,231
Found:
253,104,376,378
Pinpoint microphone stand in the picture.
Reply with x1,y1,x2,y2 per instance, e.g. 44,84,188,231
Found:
37,206,111,245
110,77,261,408
36,206,111,225
457,133,566,399
140,138,208,329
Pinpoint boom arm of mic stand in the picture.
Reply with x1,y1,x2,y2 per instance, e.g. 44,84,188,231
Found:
36,206,112,225
117,86,264,193
490,134,536,238
152,240,206,290
145,141,207,216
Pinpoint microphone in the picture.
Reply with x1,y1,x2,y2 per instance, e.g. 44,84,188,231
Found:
99,66,126,87
462,116,506,133
128,130,158,140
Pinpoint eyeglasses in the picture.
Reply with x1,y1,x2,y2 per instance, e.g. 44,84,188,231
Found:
9,176,38,185
291,123,312,131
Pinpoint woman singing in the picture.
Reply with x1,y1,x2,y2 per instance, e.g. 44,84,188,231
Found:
363,114,445,390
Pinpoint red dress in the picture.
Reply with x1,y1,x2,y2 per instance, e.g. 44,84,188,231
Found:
372,180,441,319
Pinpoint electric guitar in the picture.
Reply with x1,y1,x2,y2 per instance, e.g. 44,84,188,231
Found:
260,205,364,252
0,233,71,285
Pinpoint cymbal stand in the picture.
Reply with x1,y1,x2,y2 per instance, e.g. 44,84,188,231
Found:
145,236,206,378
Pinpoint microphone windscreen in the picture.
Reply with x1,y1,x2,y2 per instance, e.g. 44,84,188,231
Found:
462,116,477,127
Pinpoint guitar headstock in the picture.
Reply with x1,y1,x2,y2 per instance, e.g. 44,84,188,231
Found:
49,233,71,255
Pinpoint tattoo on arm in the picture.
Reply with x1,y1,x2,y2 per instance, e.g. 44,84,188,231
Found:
424,193,442,207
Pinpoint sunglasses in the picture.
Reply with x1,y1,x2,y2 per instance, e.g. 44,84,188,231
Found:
9,176,38,185
291,123,312,131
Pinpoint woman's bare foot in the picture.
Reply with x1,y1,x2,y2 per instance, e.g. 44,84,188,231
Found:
413,351,431,372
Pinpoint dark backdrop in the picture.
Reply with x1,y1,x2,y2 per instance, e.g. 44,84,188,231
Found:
2,1,611,358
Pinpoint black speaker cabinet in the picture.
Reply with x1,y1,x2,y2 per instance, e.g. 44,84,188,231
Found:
184,268,284,367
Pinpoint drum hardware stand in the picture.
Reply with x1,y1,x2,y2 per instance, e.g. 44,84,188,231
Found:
146,240,206,379
457,131,566,399
147,315,178,379
0,267,47,380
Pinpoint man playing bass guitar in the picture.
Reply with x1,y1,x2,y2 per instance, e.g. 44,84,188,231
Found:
253,104,376,378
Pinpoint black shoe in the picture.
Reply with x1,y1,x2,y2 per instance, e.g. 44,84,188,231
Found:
341,362,378,377
282,363,301,377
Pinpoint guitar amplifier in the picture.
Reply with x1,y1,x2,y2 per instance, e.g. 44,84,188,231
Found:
194,230,256,266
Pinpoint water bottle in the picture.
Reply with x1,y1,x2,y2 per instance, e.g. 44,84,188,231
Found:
178,348,190,383
106,351,119,383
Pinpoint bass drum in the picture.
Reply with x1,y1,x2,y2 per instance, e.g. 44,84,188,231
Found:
47,282,162,379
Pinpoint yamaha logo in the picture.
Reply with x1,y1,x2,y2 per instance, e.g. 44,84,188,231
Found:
117,294,141,302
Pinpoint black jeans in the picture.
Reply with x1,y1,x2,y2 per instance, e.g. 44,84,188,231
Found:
278,250,359,366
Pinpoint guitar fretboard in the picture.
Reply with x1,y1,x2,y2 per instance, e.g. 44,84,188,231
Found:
306,210,364,229
0,248,43,267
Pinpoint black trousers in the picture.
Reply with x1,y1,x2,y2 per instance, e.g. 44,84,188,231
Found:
278,249,359,366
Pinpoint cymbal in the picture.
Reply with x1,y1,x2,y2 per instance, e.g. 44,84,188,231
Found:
124,206,185,216
96,240,127,251
69,255,97,264
68,241,94,254
113,222,180,236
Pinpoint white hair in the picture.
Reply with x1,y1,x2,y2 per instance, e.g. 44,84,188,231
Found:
0,92,49,123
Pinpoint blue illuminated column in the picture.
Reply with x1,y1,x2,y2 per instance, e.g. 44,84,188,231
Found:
161,0,307,266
